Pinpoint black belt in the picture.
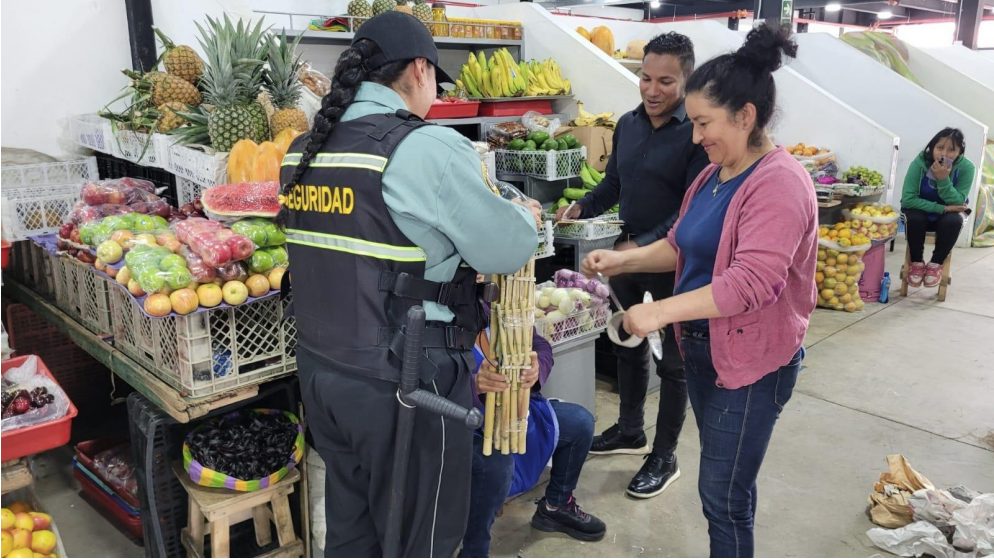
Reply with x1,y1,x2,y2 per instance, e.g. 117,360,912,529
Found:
377,325,476,352
378,271,499,306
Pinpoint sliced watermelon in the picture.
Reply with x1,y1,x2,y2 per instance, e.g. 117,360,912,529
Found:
202,181,280,218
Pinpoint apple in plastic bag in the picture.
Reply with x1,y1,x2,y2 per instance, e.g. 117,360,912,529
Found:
226,235,255,262
217,261,248,282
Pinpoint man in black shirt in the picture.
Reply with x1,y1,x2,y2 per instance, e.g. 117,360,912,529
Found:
556,33,708,499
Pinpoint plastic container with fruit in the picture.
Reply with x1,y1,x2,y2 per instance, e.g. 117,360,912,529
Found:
842,202,900,242
1,489,67,558
1,356,77,461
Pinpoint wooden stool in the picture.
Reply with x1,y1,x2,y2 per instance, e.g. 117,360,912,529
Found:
173,462,303,558
899,232,953,301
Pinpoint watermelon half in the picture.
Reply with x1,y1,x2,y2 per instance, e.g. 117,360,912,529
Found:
201,181,281,218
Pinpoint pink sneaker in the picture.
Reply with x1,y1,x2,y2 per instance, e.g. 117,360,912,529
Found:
924,262,943,288
907,262,925,287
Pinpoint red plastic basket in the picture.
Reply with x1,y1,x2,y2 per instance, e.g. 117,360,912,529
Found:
73,463,144,540
479,99,553,117
75,437,140,508
1,239,10,269
426,100,481,120
1,355,78,461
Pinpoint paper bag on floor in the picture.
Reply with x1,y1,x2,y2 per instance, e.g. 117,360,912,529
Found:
868,454,936,528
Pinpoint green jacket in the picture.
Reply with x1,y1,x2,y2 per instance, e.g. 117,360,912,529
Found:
901,151,976,214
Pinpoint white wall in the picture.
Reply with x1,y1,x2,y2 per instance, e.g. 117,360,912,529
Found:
1,0,133,157
790,33,988,246
562,7,644,21
906,44,994,129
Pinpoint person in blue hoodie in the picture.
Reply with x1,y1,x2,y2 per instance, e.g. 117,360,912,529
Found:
459,304,605,558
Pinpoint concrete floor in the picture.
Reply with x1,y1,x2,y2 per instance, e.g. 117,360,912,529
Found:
29,239,994,558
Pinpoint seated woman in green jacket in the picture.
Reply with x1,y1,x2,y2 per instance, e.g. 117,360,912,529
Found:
900,128,976,288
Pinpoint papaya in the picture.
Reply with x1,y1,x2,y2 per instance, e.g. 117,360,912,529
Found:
524,140,537,151
273,128,302,153
528,131,550,144
250,141,286,182
576,26,591,40
557,139,569,151
227,139,260,183
541,139,558,151
561,134,578,148
508,138,527,150
590,26,615,56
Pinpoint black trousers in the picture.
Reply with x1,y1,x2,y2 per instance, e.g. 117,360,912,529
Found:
904,208,964,264
611,271,688,460
299,347,474,558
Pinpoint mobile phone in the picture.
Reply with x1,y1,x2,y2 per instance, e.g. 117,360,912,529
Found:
942,156,954,169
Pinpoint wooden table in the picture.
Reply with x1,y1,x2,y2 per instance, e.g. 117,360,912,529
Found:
5,279,263,423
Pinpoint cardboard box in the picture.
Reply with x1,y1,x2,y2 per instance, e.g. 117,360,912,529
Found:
571,126,614,172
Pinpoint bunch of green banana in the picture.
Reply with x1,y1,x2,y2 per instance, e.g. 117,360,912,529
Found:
571,102,616,129
579,159,604,189
524,59,571,96
459,48,528,98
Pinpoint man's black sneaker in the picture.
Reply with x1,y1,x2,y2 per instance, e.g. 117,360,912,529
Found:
589,424,650,456
531,497,606,542
626,454,681,499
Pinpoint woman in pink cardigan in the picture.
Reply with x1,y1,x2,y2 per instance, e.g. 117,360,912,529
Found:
582,24,817,558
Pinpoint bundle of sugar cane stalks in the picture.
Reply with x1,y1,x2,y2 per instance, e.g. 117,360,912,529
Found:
482,259,537,456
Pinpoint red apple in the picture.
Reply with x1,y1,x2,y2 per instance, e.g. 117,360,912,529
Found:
226,235,255,261
28,513,51,531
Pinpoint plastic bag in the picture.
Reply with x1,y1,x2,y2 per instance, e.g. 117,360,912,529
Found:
816,239,868,312
124,244,195,294
844,203,901,242
487,121,529,149
78,212,171,246
300,62,331,97
68,202,134,225
796,151,839,178
230,218,288,274
93,443,138,500
171,217,255,268
521,111,562,138
1,356,71,432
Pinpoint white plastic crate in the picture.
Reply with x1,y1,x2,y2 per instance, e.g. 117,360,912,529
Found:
176,177,207,207
166,144,228,188
553,212,623,241
154,134,178,169
535,303,610,346
53,260,112,335
111,129,162,167
0,157,98,241
536,221,555,259
13,242,56,298
494,146,586,180
52,256,79,321
69,114,114,154
110,287,293,398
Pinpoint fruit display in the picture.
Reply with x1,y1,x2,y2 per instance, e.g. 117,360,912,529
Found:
570,103,617,130
815,243,866,313
841,165,885,187
787,143,830,158
1,387,54,420
171,217,255,268
263,31,309,137
533,271,612,342
458,50,572,98
574,25,615,55
0,503,59,558
67,178,170,225
201,181,281,219
787,143,838,177
819,220,872,249
347,0,373,27
230,218,288,274
550,160,619,214
503,131,577,153
843,202,900,241
154,27,204,85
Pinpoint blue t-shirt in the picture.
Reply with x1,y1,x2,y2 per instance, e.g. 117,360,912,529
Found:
919,168,959,222
674,158,764,331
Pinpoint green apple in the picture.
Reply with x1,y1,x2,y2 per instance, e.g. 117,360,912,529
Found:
134,215,157,231
266,247,288,267
164,267,193,290
96,240,124,264
159,254,187,271
248,251,274,273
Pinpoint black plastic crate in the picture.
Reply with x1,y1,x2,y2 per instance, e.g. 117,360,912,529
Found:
127,378,301,558
95,152,179,207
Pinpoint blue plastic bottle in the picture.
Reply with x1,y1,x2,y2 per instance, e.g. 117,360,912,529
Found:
879,272,891,303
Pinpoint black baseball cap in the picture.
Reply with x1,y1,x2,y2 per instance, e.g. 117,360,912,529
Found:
353,11,454,89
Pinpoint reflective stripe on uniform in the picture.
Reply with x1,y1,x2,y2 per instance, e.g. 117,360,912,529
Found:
285,229,426,262
281,152,388,173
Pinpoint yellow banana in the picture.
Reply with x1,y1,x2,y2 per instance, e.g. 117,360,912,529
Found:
563,79,572,94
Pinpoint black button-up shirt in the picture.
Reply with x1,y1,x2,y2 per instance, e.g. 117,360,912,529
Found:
578,102,709,246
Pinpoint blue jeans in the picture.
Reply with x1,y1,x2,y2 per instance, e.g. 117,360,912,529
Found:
459,400,595,558
682,335,802,558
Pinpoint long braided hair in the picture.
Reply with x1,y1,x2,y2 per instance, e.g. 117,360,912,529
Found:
277,39,411,226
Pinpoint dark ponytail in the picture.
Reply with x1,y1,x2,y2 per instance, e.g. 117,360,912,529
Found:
277,39,410,226
686,23,798,147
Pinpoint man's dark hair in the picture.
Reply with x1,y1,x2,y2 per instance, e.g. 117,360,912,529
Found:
644,32,695,76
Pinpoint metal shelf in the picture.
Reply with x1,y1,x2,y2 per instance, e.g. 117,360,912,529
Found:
428,113,569,126
284,29,522,49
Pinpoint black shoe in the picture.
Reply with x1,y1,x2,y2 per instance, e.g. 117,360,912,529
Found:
531,497,606,542
589,424,650,456
626,454,681,499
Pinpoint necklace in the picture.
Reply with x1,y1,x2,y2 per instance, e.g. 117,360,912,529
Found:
712,171,725,197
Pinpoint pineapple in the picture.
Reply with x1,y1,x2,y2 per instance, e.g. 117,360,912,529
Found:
124,69,202,107
263,31,310,138
372,0,395,16
412,0,433,29
395,0,413,14
192,16,270,151
347,0,373,30
153,28,204,84
169,104,212,146
156,102,186,132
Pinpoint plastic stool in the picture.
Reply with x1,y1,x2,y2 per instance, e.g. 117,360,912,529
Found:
174,462,303,558
899,232,952,301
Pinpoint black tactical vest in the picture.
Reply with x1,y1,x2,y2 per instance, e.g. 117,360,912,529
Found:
280,111,494,383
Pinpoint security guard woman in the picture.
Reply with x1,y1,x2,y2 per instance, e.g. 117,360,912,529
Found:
278,12,541,558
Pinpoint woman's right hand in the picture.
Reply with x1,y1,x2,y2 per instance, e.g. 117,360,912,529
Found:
581,249,626,278
475,362,509,394
944,204,969,213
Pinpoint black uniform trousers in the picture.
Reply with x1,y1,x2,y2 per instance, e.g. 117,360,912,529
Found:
299,346,474,558
611,271,688,460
